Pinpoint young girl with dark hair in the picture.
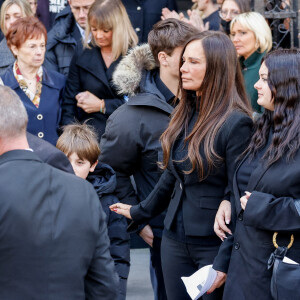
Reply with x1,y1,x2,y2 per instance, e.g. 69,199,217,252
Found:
213,49,300,299
110,31,253,300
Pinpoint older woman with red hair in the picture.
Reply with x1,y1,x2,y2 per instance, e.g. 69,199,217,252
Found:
1,17,65,145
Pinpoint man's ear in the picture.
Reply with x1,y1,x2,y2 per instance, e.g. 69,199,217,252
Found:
68,0,71,6
89,160,98,173
158,51,168,67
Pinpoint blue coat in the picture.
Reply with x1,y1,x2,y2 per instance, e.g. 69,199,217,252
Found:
1,67,65,145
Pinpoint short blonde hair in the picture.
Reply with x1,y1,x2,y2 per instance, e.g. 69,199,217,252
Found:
84,0,138,61
0,0,33,34
230,12,273,53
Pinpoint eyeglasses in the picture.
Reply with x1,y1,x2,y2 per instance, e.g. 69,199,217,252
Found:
219,9,240,20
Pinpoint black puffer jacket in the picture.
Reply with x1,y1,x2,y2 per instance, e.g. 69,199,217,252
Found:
100,44,174,237
44,6,83,77
87,162,130,281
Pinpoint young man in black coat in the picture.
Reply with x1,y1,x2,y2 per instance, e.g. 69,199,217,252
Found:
100,19,199,300
0,86,118,300
44,0,95,76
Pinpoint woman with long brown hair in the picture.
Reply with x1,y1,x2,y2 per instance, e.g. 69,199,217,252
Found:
110,31,253,300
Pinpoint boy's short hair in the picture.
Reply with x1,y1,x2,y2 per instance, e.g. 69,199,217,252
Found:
148,18,200,65
57,123,100,165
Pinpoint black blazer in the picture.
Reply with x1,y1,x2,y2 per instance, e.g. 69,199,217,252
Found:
0,150,119,300
217,147,300,300
61,45,125,137
131,111,253,237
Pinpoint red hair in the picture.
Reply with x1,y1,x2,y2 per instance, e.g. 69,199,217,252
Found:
6,17,47,50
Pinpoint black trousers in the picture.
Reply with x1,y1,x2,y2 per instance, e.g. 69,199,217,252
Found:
150,236,167,300
161,235,223,300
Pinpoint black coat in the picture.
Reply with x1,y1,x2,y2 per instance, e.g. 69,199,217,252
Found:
218,149,300,300
44,6,83,77
27,132,74,174
61,45,125,138
0,150,119,300
87,162,130,281
130,111,253,237
100,68,173,237
122,0,178,43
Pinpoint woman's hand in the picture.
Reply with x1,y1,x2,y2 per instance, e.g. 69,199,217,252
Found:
76,91,105,114
161,8,181,20
110,203,132,219
187,9,209,31
240,191,251,210
206,271,227,294
139,225,154,247
214,200,232,241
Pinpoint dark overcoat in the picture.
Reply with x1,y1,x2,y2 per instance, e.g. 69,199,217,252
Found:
87,162,130,281
220,149,300,300
44,6,83,76
122,0,178,43
0,150,119,300
26,132,74,173
61,45,124,138
100,70,173,237
1,67,65,145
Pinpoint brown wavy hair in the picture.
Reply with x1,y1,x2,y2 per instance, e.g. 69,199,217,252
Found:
160,31,252,180
246,49,300,165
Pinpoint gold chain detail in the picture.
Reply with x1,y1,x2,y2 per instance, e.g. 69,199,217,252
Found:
273,232,294,249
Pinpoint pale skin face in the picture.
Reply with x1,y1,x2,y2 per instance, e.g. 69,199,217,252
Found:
68,152,97,179
220,0,240,21
180,40,207,93
231,22,257,59
4,4,23,32
68,0,95,29
254,62,274,111
159,46,183,80
197,0,208,11
27,0,37,14
91,27,113,49
11,35,46,69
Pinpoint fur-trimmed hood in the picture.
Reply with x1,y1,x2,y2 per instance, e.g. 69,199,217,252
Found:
112,44,157,97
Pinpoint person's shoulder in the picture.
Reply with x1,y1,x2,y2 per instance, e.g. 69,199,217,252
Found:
51,166,96,196
43,68,66,88
47,7,74,46
0,65,16,85
222,110,253,133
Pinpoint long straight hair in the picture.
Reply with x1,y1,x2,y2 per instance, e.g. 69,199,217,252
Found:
245,49,300,165
160,31,252,180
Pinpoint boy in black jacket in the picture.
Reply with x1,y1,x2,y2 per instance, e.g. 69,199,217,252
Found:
57,123,130,300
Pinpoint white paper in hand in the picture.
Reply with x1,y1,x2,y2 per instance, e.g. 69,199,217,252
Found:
181,265,217,300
